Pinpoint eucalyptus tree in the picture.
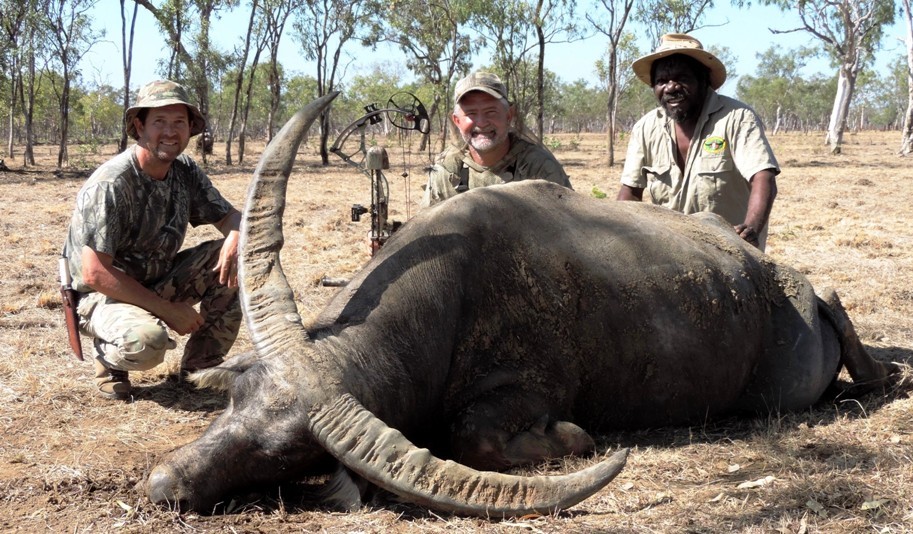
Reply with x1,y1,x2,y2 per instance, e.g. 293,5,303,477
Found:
363,0,475,151
294,0,367,164
634,0,714,48
857,59,909,129
0,0,38,162
735,46,816,133
224,0,260,164
588,0,636,166
16,7,43,166
259,0,303,143
75,83,122,141
118,0,138,152
42,0,103,168
900,0,912,154
467,0,532,119
236,7,272,164
345,62,415,112
470,0,579,140
761,0,895,153
530,0,580,140
134,0,237,157
552,77,606,132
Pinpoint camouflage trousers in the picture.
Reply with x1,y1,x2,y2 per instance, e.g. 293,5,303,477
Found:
77,239,242,373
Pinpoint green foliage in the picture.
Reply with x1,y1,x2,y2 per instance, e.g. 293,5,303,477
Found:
71,84,122,142
853,55,910,129
548,78,607,133
635,0,714,47
735,46,841,131
591,186,607,199
0,0,907,153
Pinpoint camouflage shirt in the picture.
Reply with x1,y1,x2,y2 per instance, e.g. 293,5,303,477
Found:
64,146,234,293
421,133,572,207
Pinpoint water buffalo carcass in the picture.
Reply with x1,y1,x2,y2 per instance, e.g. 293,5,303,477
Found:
146,93,896,517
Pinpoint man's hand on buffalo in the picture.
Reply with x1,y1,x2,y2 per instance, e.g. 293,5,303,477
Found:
734,223,759,247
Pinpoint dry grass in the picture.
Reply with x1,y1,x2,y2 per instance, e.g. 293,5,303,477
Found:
1,129,911,533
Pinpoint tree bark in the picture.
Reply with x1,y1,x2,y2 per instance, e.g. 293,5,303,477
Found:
825,63,856,154
119,0,137,153
21,45,35,166
225,0,258,165
535,0,546,142
900,0,913,155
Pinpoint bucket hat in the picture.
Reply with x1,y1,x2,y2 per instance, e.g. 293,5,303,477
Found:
453,71,509,106
125,80,206,139
632,33,727,90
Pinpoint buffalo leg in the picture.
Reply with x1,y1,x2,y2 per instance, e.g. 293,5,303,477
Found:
500,415,595,467
818,288,899,389
449,394,595,471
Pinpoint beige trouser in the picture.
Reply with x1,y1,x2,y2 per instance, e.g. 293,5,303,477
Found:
77,240,242,373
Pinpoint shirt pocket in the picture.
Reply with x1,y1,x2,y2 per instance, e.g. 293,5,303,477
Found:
696,155,735,210
644,164,675,205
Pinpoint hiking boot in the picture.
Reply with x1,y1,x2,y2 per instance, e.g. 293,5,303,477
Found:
94,359,131,400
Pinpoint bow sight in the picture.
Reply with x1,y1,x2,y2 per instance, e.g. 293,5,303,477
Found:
330,92,430,256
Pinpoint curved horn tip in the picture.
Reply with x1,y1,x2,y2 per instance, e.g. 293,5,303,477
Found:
602,447,629,477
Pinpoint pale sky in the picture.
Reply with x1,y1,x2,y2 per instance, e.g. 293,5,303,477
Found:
83,1,906,98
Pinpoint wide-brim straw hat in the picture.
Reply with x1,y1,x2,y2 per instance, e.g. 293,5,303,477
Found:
632,33,727,90
125,80,206,139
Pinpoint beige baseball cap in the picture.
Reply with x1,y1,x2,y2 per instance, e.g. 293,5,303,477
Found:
632,33,727,90
453,71,509,106
125,80,206,139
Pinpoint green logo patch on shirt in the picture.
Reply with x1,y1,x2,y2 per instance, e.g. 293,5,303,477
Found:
703,136,726,155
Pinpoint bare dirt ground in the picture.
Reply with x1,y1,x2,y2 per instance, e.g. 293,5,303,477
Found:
0,129,911,533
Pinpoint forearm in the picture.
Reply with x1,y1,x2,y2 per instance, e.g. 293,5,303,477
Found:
81,246,204,334
80,248,172,318
743,170,777,231
215,208,242,237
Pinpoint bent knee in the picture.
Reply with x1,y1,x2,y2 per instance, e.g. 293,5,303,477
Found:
109,324,175,371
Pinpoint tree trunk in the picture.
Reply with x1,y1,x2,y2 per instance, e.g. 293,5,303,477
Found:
536,19,546,142
119,0,138,153
319,110,331,165
900,0,913,155
267,49,281,144
57,72,70,168
420,93,440,153
605,47,619,168
606,82,616,167
6,70,16,159
21,48,35,166
825,64,856,154
239,46,263,165
773,104,782,135
225,0,258,165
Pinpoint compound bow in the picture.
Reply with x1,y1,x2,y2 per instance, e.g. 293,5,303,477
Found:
329,92,430,256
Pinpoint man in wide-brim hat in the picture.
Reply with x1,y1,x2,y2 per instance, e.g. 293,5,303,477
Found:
63,79,243,400
616,33,780,251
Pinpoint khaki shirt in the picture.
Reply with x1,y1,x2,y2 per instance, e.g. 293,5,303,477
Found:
620,91,779,247
421,133,572,207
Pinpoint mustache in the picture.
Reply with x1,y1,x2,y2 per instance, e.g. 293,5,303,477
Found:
662,91,686,104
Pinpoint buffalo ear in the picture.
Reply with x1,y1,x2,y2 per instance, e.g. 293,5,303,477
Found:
186,350,260,391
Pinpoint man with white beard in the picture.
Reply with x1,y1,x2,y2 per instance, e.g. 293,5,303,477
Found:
421,71,571,207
